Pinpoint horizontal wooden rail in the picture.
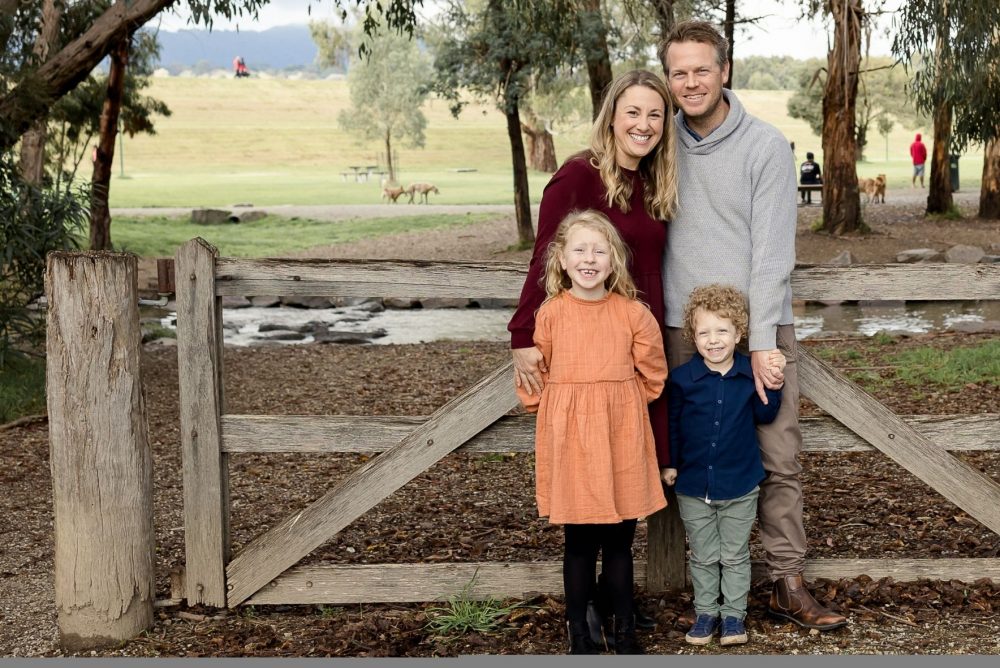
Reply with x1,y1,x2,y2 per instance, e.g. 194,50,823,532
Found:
243,558,1000,605
213,258,1000,301
221,413,999,455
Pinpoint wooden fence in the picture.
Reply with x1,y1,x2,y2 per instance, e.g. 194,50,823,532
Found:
172,238,1000,609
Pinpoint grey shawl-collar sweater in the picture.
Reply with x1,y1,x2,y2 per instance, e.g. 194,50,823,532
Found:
663,89,797,351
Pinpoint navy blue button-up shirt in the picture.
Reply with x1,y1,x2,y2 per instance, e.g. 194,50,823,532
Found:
668,352,782,501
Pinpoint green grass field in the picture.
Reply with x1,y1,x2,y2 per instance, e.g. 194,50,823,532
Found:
106,77,984,208
110,212,499,257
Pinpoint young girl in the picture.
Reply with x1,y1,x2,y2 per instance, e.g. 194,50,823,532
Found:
515,210,668,655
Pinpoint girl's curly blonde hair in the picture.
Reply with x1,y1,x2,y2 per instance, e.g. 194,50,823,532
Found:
542,210,637,301
682,284,749,343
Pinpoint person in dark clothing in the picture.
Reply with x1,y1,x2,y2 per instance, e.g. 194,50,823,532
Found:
799,152,821,204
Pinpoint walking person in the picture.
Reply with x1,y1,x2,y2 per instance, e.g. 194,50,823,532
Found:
662,284,785,646
910,133,927,188
658,19,847,630
515,210,668,655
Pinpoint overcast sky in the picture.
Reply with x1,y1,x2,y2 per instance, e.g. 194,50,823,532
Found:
155,0,898,60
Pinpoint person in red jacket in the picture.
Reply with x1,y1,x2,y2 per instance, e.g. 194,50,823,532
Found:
910,133,927,188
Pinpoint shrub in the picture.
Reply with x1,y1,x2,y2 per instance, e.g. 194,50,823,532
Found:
0,153,87,365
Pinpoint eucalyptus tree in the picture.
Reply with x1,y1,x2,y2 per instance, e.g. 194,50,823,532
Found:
892,0,1000,217
431,0,579,247
331,29,432,183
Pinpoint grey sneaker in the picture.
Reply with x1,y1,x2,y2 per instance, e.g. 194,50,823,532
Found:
719,616,749,646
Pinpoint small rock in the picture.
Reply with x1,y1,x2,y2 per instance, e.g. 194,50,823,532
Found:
314,329,386,344
472,298,520,309
384,297,420,309
828,250,855,266
978,255,1000,264
330,297,383,308
232,210,267,223
250,296,281,307
222,295,252,309
420,297,470,309
255,330,307,341
281,296,333,309
895,248,943,263
190,208,232,225
944,244,985,264
948,320,1000,334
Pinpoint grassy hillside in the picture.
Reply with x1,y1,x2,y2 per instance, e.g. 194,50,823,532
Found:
107,77,984,208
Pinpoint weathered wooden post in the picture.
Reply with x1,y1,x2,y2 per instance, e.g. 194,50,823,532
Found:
46,252,154,650
175,238,229,607
646,494,687,592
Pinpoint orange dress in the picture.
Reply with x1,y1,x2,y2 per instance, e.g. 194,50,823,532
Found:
517,291,669,525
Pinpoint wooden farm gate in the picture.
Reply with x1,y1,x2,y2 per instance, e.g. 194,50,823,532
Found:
173,238,1000,609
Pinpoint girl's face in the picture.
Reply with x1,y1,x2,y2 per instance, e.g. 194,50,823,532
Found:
559,225,613,301
693,307,740,373
611,85,666,170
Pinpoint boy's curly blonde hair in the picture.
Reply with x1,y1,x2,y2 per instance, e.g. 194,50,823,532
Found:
682,284,749,343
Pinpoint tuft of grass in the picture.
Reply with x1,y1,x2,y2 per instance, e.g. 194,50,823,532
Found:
108,212,498,258
870,331,897,346
927,203,963,221
142,323,177,341
0,354,47,424
424,576,520,637
891,339,1000,387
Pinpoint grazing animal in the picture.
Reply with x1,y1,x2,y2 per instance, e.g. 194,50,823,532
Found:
381,185,407,203
407,182,440,204
871,174,887,203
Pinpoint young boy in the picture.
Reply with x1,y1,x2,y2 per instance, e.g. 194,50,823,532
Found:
661,284,785,646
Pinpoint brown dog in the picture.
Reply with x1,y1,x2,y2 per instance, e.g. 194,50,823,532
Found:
381,185,407,203
858,174,886,204
407,182,440,204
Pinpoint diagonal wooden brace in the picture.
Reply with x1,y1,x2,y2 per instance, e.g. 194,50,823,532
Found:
225,361,520,606
798,347,1000,536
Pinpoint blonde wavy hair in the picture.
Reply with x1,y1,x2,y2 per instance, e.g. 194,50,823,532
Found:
542,210,637,301
587,69,678,222
682,284,749,343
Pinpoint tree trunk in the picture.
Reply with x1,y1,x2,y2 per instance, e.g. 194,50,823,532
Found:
723,0,735,89
385,131,395,183
0,0,171,152
521,120,557,173
18,0,63,186
580,0,612,120
90,35,128,251
505,98,534,248
926,102,954,214
979,136,1000,219
821,0,863,235
926,17,954,215
653,0,675,73
46,251,154,650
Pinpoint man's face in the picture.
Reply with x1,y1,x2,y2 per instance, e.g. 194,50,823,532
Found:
664,40,729,132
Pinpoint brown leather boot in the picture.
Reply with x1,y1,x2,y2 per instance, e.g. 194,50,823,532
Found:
769,574,848,630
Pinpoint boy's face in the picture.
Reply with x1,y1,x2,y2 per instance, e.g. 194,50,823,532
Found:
692,307,740,372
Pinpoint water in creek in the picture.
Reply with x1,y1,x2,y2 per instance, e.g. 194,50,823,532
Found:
158,300,1000,347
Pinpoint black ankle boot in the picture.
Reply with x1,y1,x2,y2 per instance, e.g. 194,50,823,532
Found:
568,620,599,654
584,600,608,650
613,615,644,655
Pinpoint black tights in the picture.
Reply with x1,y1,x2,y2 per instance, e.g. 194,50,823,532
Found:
563,520,637,623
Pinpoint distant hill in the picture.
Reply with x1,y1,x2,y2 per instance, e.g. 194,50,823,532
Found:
151,24,320,72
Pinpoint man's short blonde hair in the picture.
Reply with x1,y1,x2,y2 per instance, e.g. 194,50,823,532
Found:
682,284,749,343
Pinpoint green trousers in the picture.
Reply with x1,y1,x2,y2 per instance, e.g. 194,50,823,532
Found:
677,487,759,620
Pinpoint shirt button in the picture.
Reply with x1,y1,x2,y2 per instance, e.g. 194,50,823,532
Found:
714,421,719,426
709,466,713,470
711,443,716,447
717,400,722,404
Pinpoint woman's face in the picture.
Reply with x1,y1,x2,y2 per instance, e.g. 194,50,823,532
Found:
611,85,666,170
